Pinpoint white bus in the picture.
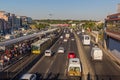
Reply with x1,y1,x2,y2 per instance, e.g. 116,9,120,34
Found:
67,58,82,79
82,35,91,45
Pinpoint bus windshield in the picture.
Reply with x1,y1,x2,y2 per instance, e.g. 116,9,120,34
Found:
32,45,39,50
85,36,89,40
69,67,80,72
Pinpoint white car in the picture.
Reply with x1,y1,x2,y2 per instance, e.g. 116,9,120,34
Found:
58,47,64,53
63,39,67,42
60,36,63,39
20,73,37,80
45,50,52,56
71,38,75,41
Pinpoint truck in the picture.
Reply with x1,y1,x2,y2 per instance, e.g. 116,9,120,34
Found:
67,58,82,79
91,46,103,60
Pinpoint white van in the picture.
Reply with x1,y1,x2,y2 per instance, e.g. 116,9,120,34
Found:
45,50,52,56
91,47,103,60
67,58,82,78
82,35,91,45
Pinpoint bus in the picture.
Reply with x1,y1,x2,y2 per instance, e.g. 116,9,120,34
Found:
67,58,82,79
31,38,52,54
82,35,91,45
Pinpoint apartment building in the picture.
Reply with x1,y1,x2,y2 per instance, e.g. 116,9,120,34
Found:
105,12,120,59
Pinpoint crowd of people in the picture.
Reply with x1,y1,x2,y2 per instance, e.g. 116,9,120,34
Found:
0,42,31,67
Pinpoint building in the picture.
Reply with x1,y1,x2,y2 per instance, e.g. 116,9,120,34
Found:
27,17,32,24
0,11,11,35
117,3,120,13
0,19,10,35
105,12,120,59
0,11,9,21
15,16,21,29
0,10,32,35
0,19,5,35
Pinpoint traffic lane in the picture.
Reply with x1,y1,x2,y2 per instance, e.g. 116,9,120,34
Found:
28,37,63,79
44,36,80,79
83,42,120,80
70,36,79,58
44,38,70,79
78,32,120,79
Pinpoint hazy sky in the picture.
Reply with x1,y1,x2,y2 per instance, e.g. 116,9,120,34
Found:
0,0,120,20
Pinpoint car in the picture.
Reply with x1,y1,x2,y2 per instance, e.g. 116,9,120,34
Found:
57,47,65,53
20,73,37,80
63,39,67,42
60,36,63,39
68,51,76,59
45,49,52,56
71,38,75,41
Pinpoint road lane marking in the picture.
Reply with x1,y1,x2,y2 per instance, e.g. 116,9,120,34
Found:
44,52,58,78
64,59,68,76
28,55,45,73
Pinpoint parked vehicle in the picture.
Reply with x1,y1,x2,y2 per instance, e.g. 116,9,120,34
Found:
91,46,103,60
67,58,82,79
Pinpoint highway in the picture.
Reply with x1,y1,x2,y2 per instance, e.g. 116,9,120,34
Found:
1,28,120,80
78,32,120,80
28,32,80,80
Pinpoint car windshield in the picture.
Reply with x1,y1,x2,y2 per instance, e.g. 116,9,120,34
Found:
85,36,89,40
59,47,63,50
45,51,50,53
69,53,74,55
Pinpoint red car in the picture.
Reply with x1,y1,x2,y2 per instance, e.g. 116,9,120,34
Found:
68,51,76,59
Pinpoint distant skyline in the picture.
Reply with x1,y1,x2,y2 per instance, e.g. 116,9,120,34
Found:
0,0,120,20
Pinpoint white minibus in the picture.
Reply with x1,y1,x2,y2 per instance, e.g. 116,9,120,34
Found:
82,35,91,45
